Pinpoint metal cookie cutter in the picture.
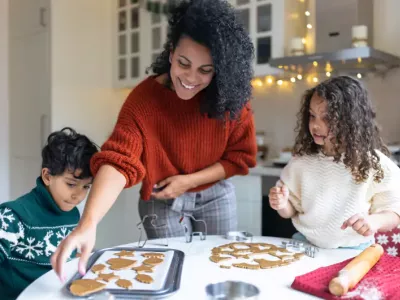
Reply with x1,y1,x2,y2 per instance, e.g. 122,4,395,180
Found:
179,214,207,243
225,231,253,242
281,240,318,258
137,213,168,248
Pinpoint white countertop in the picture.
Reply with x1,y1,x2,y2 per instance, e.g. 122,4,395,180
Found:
18,236,360,300
249,163,284,177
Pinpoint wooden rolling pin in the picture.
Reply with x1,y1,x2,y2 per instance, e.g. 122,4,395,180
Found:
328,244,384,296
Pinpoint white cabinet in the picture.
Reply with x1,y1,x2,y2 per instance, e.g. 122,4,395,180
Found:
113,0,168,88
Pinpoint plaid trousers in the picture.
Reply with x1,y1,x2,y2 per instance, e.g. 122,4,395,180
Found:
138,180,237,239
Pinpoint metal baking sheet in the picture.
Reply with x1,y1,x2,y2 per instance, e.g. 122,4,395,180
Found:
65,247,184,299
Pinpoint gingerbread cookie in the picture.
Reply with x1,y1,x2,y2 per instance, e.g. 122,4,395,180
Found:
135,274,154,284
132,264,155,273
229,252,250,259
141,252,165,259
114,250,135,257
91,264,106,274
209,255,232,263
69,279,106,296
116,279,133,289
96,272,120,282
254,259,288,269
106,258,137,270
220,265,231,269
232,263,260,270
142,257,163,266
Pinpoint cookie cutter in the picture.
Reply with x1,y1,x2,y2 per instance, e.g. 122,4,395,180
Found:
179,214,207,243
281,240,318,258
137,213,168,248
224,231,253,242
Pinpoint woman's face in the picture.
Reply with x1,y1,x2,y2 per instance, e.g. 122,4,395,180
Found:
169,36,215,100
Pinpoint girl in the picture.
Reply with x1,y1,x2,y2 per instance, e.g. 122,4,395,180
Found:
269,76,400,249
52,0,257,279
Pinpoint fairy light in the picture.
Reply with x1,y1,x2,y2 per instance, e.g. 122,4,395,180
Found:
326,72,331,77
357,73,362,79
305,11,310,16
297,74,303,80
290,77,296,83
302,38,306,44
307,24,312,29
266,77,273,84
277,80,283,86
313,77,318,83
313,61,318,67
357,57,362,63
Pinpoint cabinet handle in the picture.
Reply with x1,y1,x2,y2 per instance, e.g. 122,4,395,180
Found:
40,7,47,27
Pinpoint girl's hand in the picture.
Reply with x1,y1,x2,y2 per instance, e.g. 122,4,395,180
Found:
341,214,377,236
269,185,290,210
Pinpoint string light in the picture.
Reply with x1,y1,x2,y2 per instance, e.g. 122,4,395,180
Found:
326,72,331,77
302,38,306,44
357,73,362,79
307,24,312,29
290,77,296,83
277,80,283,86
357,57,362,63
313,77,318,83
305,11,310,16
313,61,318,67
266,77,273,84
297,74,303,80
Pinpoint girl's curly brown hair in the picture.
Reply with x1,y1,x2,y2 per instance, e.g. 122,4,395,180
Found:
294,75,389,183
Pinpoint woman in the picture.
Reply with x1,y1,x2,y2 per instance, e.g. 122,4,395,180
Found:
52,0,256,279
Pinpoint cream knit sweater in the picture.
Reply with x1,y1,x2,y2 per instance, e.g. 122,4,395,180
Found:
279,150,400,248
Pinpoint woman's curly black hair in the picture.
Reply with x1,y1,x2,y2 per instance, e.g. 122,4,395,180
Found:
294,76,389,183
147,0,254,119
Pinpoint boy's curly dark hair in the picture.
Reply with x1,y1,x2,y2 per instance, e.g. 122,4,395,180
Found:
147,0,254,119
42,127,99,179
294,76,389,183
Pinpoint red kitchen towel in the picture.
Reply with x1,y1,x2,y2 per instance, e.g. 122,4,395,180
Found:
291,253,400,299
375,226,400,257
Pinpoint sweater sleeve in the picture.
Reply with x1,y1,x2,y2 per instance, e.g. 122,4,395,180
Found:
370,151,400,216
279,158,304,213
218,103,257,178
0,206,21,263
90,93,146,188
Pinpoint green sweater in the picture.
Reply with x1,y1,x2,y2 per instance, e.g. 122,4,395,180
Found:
0,178,79,300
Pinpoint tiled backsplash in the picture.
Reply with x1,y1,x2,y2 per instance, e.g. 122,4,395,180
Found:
252,69,400,159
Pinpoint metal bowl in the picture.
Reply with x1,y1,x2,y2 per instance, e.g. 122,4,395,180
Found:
206,281,260,300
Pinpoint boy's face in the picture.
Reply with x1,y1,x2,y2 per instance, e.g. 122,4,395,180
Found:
41,168,92,212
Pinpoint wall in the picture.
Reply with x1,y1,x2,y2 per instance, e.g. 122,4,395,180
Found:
0,0,10,203
253,0,400,158
51,0,143,248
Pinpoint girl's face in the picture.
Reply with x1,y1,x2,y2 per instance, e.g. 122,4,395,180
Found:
169,36,215,100
309,93,334,154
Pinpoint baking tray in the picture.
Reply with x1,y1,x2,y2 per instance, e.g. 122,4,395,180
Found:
65,247,184,299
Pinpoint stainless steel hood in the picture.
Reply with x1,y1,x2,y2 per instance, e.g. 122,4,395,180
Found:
268,0,400,76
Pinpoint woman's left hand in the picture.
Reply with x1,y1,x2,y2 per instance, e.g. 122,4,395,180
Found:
341,214,377,236
151,175,196,200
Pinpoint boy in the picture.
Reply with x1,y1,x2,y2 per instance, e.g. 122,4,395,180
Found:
0,127,98,299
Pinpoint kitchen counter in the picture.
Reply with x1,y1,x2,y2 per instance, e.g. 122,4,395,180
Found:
249,162,284,177
19,236,361,300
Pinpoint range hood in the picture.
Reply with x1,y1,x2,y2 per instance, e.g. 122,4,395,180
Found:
268,0,400,76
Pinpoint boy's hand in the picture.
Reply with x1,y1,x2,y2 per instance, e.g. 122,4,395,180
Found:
341,214,377,236
269,185,289,210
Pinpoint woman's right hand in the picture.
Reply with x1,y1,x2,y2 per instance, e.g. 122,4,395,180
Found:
269,185,289,210
51,222,97,282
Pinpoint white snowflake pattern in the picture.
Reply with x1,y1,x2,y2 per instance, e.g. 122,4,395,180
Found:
13,237,44,259
0,208,15,230
376,234,389,245
386,246,398,257
392,233,400,244
56,227,71,245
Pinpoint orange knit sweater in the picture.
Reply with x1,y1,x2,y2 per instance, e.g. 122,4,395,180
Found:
91,76,257,200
